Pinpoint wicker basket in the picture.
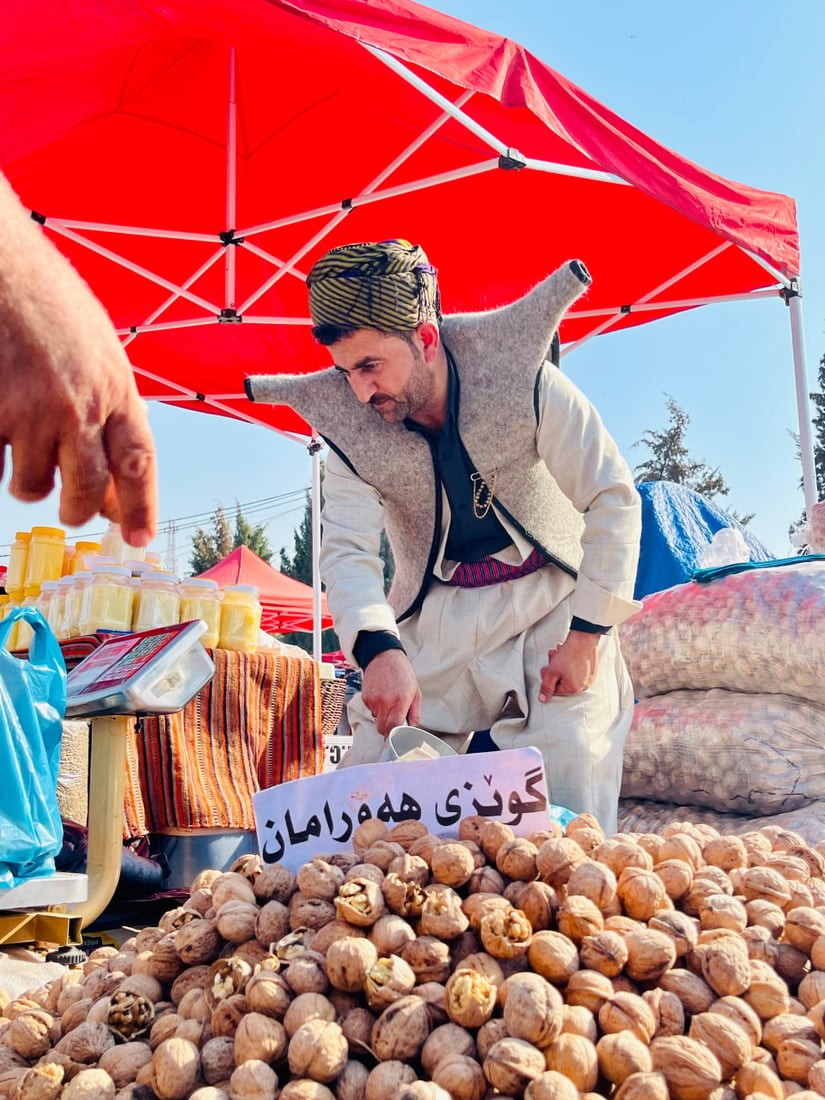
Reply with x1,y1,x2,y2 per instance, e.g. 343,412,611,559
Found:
320,677,347,738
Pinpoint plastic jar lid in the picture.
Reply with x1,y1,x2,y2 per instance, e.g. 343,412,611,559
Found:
75,541,101,552
40,581,59,592
31,526,66,538
143,571,181,583
91,565,131,577
182,578,220,589
13,532,32,542
24,582,41,597
225,584,259,596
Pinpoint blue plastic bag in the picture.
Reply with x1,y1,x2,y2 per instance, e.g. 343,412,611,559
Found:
0,606,67,888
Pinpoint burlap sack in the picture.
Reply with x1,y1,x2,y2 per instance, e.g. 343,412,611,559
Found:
618,795,825,850
619,561,825,703
621,689,825,815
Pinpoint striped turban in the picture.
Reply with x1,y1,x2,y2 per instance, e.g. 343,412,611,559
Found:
307,239,440,332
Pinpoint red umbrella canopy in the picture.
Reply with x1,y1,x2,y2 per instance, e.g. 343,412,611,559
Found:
1,0,798,437
198,545,333,632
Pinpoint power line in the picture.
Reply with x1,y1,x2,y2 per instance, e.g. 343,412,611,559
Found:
0,487,311,558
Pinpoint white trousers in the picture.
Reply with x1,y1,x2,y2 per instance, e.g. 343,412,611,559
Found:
338,567,634,837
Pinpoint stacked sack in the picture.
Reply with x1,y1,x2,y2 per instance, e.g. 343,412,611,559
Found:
617,560,825,843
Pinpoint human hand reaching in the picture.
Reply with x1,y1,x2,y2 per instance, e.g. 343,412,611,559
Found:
0,175,157,546
361,648,422,736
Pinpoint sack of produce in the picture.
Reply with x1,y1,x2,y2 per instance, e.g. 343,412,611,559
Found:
621,689,825,814
619,561,825,702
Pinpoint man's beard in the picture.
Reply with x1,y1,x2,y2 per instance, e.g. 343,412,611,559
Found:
369,351,432,424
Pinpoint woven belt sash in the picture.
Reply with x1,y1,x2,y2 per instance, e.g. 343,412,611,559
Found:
447,547,551,588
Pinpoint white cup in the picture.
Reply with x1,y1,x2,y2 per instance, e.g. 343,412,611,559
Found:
380,725,459,762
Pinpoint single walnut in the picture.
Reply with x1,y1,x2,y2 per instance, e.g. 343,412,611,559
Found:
556,895,604,945
610,1071,669,1100
7,1011,55,1060
523,1069,580,1100
419,886,469,941
252,864,296,905
360,841,405,872
210,872,257,910
151,1037,201,1100
205,957,253,1009
368,914,416,957
400,937,451,984
503,881,558,932
228,1059,278,1100
687,1011,751,1079
364,956,416,1011
501,972,563,1047
580,930,628,977
429,842,475,888
233,1013,287,1065
479,907,532,959
287,1019,347,1083
278,1082,335,1100
370,994,431,1062
364,1060,416,1100
339,1006,376,1054
431,1051,487,1100
482,1036,546,1095
308,919,366,957
420,1022,476,1077
282,993,335,1038
13,1062,64,1100
210,994,248,1038
98,1043,153,1090
623,928,677,984
55,1021,116,1064
283,951,329,996
385,851,429,885
494,837,539,882
334,879,385,927
215,900,259,945
564,970,615,1015
444,968,497,1029
174,919,223,966
288,893,337,933
650,1035,722,1100
596,1031,653,1087
199,1036,236,1086
325,937,378,993
566,859,618,910
527,930,580,986
643,987,685,1039
598,991,657,1043
107,990,155,1040
536,837,587,888
62,1068,116,1100
334,1061,369,1100
543,1033,599,1093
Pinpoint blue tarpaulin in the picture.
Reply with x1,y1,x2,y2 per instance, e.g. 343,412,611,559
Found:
634,481,775,600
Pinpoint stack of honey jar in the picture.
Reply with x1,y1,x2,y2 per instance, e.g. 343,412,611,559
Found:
1,526,263,654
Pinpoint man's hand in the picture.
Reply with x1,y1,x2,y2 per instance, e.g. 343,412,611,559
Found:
0,175,157,546
539,630,601,701
361,649,422,736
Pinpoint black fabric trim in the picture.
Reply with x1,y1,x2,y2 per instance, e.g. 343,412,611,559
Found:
570,616,609,635
353,630,406,670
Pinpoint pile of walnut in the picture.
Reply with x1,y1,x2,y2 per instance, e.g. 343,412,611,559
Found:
5,817,825,1100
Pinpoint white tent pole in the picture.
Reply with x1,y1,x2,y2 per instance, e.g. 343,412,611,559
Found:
309,437,323,661
225,47,238,310
788,289,818,515
46,222,221,312
48,219,216,241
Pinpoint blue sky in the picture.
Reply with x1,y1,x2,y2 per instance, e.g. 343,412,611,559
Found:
2,0,824,567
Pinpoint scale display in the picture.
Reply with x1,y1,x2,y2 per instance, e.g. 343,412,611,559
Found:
65,620,215,718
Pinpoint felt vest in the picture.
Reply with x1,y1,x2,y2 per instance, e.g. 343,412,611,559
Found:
249,261,589,620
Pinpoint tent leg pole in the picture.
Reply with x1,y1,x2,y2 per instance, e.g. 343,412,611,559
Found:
788,291,818,516
310,438,322,661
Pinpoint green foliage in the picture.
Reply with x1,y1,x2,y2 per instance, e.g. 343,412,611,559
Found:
790,351,825,543
189,505,233,574
233,504,272,563
189,502,273,574
634,395,753,525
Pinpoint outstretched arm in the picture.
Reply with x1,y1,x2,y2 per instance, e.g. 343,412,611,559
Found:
0,174,157,546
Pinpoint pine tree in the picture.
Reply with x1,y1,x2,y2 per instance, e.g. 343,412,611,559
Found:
233,504,272,562
633,396,728,497
189,505,233,573
189,503,273,573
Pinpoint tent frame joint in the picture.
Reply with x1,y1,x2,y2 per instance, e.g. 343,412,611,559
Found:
498,148,527,170
219,229,244,246
780,279,801,306
307,438,323,456
217,307,242,323
30,210,47,225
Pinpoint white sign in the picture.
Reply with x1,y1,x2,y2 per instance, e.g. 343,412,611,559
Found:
253,746,559,871
323,734,352,773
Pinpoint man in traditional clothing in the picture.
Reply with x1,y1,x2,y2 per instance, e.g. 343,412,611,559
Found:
246,240,641,834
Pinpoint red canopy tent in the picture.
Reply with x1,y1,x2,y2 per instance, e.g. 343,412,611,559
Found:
197,545,333,633
0,0,813,647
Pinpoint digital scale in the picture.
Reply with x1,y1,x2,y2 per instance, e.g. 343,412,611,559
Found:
0,622,216,948
65,619,215,717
